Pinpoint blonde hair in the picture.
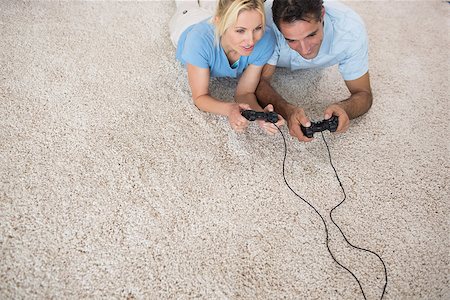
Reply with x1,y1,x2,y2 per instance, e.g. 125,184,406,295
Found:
213,0,266,43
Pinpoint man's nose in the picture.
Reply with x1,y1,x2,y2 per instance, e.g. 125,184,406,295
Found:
298,40,310,55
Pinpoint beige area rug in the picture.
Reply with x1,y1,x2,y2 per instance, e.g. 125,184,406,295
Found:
1,1,448,299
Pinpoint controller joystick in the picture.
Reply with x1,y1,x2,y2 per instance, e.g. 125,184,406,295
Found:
301,115,339,138
241,110,279,123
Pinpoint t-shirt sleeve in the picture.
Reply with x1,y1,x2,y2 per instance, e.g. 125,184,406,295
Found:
180,28,212,69
338,28,369,81
249,27,276,66
267,24,282,66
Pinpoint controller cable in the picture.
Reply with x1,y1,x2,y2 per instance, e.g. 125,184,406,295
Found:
273,124,388,300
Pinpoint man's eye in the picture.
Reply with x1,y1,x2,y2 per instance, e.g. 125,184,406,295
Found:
254,26,262,31
236,29,245,34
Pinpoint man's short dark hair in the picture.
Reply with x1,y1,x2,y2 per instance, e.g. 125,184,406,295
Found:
272,0,324,28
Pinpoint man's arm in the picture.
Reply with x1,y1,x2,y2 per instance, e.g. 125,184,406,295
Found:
256,64,313,141
342,71,373,118
256,64,292,118
324,71,373,132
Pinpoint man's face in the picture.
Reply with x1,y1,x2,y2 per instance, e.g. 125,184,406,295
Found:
279,17,324,60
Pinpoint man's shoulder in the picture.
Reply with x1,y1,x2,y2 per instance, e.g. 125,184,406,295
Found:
325,1,366,36
324,2,369,80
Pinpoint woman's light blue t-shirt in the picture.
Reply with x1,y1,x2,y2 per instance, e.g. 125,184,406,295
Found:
176,19,275,78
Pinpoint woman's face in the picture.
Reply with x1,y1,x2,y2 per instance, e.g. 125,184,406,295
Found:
221,9,264,57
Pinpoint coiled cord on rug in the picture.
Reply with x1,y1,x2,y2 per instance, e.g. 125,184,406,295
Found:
274,125,388,300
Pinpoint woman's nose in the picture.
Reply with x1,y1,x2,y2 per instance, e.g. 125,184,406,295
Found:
245,31,255,45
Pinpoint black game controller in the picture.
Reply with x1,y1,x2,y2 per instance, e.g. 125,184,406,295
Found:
301,115,339,138
241,110,279,123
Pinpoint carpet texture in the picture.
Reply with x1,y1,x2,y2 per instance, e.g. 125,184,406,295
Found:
1,1,449,299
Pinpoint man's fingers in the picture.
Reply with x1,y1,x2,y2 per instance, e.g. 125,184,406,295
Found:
336,118,350,133
300,117,311,128
289,123,302,138
264,104,274,112
323,108,335,120
289,123,314,142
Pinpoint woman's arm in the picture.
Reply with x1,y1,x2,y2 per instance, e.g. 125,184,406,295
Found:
187,63,235,116
187,63,250,132
235,64,265,111
235,64,285,134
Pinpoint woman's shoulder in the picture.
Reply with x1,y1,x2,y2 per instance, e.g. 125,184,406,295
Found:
253,26,276,52
245,26,276,66
185,19,215,44
177,18,217,69
262,26,276,43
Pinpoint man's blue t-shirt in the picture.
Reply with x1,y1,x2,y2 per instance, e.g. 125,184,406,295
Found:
266,1,369,81
176,18,276,78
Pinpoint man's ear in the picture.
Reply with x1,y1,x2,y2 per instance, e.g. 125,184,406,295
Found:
321,6,325,19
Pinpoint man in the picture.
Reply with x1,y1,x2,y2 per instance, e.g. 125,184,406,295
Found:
257,0,372,142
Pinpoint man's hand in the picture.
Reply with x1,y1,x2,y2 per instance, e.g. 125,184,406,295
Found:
286,106,314,142
228,103,251,133
320,72,372,134
257,104,286,135
324,103,350,133
256,64,312,142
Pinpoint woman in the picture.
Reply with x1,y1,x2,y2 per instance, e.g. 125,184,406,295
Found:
170,0,284,133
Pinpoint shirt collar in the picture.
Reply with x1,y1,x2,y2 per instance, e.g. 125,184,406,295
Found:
318,12,333,56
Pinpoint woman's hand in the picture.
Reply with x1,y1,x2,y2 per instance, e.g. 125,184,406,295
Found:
228,103,251,133
257,104,285,135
